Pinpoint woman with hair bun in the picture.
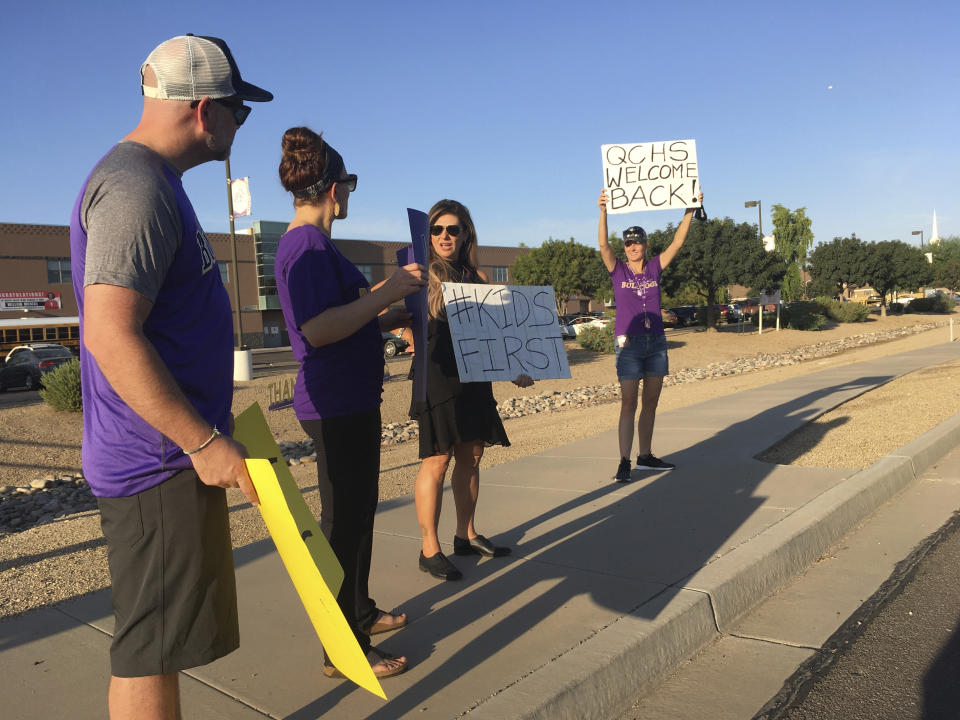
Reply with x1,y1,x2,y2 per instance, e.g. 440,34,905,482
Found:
274,126,425,679
410,199,533,582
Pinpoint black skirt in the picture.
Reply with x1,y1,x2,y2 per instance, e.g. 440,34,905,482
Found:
409,315,510,458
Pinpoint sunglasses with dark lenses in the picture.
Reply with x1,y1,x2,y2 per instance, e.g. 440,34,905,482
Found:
623,238,647,247
430,224,462,238
215,99,251,127
335,174,358,192
190,98,251,127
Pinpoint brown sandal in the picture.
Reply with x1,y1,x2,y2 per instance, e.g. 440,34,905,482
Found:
367,608,408,635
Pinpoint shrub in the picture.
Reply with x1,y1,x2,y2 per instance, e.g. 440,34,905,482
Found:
888,302,905,314
577,323,616,353
38,358,82,412
817,298,871,323
907,294,956,313
749,311,777,326
781,301,826,331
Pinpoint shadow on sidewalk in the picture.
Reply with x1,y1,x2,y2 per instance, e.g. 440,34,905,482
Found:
282,375,891,719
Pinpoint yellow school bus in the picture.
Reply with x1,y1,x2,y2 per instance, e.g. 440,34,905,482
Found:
0,316,80,354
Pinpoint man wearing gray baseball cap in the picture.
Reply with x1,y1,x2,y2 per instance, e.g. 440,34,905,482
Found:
69,35,271,719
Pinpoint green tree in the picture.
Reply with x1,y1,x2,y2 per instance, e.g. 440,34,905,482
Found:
861,241,934,307
647,217,786,328
510,237,608,316
593,233,623,306
771,204,815,301
931,237,960,289
934,262,960,291
807,234,868,298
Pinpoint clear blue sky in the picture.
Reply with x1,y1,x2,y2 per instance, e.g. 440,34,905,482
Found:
2,1,957,250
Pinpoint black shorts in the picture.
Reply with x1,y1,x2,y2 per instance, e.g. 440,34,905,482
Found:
98,469,239,677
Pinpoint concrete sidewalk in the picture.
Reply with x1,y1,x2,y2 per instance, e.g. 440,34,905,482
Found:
4,342,960,720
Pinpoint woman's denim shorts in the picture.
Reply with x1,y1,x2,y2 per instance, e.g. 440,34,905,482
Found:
614,333,669,380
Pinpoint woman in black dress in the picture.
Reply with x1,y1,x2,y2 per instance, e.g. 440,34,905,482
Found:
411,199,533,581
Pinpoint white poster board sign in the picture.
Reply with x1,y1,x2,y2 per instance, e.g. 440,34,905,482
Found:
442,283,571,383
601,139,701,214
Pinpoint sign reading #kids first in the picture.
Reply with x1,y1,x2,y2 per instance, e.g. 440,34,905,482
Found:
443,283,571,383
601,140,701,214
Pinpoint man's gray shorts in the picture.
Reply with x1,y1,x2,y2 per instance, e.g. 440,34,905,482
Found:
98,468,239,677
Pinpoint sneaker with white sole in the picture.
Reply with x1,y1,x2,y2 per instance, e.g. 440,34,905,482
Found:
635,453,675,470
614,457,632,482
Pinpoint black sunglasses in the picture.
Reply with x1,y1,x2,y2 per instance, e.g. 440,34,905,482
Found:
190,97,251,127
623,239,647,247
335,174,358,192
430,224,462,238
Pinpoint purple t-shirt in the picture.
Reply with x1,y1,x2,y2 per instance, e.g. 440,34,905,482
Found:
611,256,665,336
274,225,382,420
70,143,233,498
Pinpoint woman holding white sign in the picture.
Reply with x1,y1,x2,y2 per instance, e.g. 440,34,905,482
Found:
410,199,534,582
597,188,703,482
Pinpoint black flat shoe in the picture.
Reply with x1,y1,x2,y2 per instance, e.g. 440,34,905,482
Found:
453,534,511,558
418,551,463,581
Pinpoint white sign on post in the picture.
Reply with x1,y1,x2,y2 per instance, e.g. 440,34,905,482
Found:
442,283,571,383
601,140,701,214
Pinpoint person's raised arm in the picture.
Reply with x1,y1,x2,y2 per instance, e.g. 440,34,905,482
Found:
597,189,616,272
83,284,259,505
300,262,425,347
659,191,704,270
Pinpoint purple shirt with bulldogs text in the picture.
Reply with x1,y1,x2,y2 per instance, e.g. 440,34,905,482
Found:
274,225,383,421
70,142,233,498
610,256,665,336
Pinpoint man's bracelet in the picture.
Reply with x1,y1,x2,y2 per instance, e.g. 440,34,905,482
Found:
183,427,222,455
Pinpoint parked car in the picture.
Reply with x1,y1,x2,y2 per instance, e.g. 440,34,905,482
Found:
0,343,75,391
708,304,732,323
660,308,678,328
726,304,743,322
669,306,701,327
740,297,777,315
382,331,409,358
559,314,610,338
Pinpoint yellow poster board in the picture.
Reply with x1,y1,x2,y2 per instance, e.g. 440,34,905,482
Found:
234,403,385,699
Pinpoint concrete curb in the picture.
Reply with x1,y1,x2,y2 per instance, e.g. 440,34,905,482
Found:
466,412,960,720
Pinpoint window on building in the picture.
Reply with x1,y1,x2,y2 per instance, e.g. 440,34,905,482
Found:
356,264,373,283
492,266,508,283
46,258,72,284
219,261,230,284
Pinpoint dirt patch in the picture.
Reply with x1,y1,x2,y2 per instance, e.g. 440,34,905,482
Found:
758,358,960,468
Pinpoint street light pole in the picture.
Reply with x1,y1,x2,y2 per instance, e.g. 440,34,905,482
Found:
911,229,924,250
225,157,244,349
744,200,763,238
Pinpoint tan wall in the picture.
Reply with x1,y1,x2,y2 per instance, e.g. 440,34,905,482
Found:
0,224,78,317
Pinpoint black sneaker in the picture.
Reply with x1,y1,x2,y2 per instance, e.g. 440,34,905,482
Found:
635,453,675,471
614,457,632,482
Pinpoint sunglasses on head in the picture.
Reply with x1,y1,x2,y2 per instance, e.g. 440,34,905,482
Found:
190,97,251,127
430,224,462,238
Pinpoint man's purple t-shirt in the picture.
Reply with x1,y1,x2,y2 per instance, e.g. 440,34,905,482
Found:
610,256,665,336
70,143,233,498
274,225,382,420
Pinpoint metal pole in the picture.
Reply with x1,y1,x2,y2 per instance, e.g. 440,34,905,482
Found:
757,200,763,239
225,158,244,349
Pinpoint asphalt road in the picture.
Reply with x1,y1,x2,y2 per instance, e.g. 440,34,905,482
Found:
251,348,410,379
755,512,960,720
